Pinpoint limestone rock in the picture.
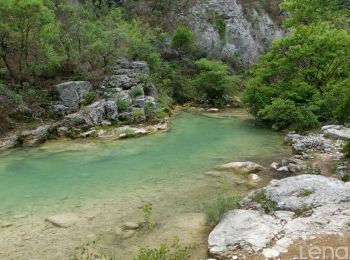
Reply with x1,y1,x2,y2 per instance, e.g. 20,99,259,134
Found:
216,161,264,174
208,210,283,258
21,125,52,146
209,175,350,259
52,81,92,112
0,134,20,151
321,125,350,140
285,133,335,154
189,0,283,68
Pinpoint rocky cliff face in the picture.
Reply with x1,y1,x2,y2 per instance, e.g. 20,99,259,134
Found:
125,0,283,68
188,0,284,68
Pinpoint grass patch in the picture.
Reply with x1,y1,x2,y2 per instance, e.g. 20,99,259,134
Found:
134,237,197,260
202,193,241,225
251,190,277,214
116,98,131,111
81,91,97,106
293,205,312,218
298,189,314,197
131,86,144,98
305,166,322,175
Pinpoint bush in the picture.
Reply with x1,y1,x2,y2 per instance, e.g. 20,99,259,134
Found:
81,91,97,106
202,194,241,225
131,86,144,98
243,23,350,131
258,99,319,132
342,174,350,182
170,25,195,53
193,58,240,107
116,98,131,111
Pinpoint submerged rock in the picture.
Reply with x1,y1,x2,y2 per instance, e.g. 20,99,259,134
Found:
216,161,264,174
46,213,81,228
122,222,139,230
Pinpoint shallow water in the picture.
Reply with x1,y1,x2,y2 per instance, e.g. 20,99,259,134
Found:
0,111,291,259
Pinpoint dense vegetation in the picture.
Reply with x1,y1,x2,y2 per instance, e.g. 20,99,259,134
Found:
0,0,241,135
1,0,349,135
243,0,350,131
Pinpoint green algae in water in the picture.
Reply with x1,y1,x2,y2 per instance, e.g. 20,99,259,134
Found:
0,112,291,216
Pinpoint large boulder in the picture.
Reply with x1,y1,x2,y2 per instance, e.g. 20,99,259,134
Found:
321,125,350,140
52,81,92,112
209,175,350,259
216,161,264,174
64,113,92,127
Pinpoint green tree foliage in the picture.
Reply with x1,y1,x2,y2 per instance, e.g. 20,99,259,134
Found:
193,58,240,106
0,0,61,82
243,22,350,130
0,0,162,83
170,25,195,53
280,0,350,28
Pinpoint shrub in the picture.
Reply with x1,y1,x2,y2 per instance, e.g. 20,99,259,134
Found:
258,99,319,132
131,108,144,118
81,91,97,106
202,194,241,225
131,86,144,98
243,23,350,130
251,190,277,214
134,237,196,260
170,25,195,53
193,58,240,107
342,174,350,182
116,98,131,111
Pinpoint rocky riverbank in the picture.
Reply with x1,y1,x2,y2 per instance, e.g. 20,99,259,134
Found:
0,60,170,152
207,125,350,259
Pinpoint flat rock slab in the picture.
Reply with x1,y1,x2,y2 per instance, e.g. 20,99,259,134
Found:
216,161,264,174
46,213,81,228
321,125,350,140
208,210,283,258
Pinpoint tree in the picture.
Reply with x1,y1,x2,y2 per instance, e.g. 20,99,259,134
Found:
170,25,195,53
243,23,350,130
0,0,60,82
193,58,239,106
280,0,350,28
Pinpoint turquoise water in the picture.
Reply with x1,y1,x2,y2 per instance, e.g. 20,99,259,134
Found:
0,112,290,216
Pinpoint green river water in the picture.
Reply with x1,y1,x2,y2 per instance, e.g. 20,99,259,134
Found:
0,111,292,259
